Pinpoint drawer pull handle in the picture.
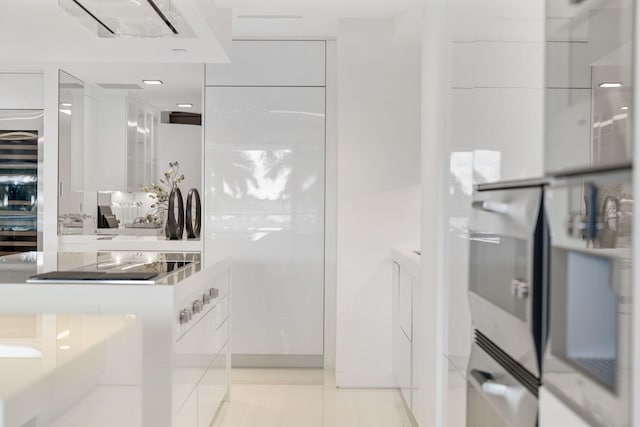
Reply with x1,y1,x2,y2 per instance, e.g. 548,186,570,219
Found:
470,369,508,397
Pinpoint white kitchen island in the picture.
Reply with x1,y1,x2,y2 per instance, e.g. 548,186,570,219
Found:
0,251,230,427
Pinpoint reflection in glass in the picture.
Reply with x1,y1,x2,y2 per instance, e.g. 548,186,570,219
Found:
0,112,40,254
58,70,86,231
473,150,501,184
205,86,325,356
545,0,633,172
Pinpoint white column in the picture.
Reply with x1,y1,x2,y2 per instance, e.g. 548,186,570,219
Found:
335,19,421,387
42,67,59,253
416,0,450,425
632,2,640,425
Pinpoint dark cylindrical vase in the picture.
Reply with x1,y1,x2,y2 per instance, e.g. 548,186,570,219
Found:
185,188,202,239
166,188,185,240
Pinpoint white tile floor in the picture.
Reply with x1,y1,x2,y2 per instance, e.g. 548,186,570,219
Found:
212,369,413,427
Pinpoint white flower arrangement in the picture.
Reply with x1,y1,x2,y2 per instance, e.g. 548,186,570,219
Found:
141,161,185,225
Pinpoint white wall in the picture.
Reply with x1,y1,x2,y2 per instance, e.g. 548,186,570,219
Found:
417,1,449,425
157,123,202,195
335,19,421,388
0,72,43,110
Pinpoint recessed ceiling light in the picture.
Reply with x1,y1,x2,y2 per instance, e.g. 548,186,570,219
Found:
177,103,193,108
60,102,72,107
237,14,304,19
621,106,629,110
172,48,187,53
143,80,163,85
599,82,622,88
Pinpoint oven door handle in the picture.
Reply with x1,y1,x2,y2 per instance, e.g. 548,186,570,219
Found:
470,369,508,396
472,200,509,215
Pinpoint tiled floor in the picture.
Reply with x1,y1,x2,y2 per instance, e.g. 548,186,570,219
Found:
212,369,413,427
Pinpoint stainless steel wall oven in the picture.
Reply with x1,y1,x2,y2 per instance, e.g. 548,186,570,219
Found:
544,168,632,427
467,179,548,427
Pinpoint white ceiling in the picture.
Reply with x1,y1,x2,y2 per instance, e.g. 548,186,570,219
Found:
0,0,421,115
0,0,231,66
62,62,204,114
222,0,422,39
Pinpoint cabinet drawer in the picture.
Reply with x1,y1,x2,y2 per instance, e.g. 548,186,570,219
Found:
197,344,229,427
212,271,229,300
175,298,228,357
394,324,412,409
174,299,228,412
398,269,413,340
175,271,229,339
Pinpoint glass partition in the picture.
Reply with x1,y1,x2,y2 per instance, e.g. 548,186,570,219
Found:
58,70,87,234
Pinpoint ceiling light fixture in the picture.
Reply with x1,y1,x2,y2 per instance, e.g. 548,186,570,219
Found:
172,48,187,53
60,102,72,107
599,82,622,88
621,106,629,110
143,80,164,85
177,103,193,108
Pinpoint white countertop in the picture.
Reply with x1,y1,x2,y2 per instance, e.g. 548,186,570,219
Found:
0,313,137,427
59,235,202,252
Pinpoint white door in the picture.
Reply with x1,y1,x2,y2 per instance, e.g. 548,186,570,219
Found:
204,86,325,358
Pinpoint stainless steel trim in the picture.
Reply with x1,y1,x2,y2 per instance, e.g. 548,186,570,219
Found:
546,162,633,179
26,278,156,285
475,177,549,192
467,341,538,427
469,369,508,396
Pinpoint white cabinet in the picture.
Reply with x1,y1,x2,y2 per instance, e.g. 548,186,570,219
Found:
392,261,414,411
197,344,228,427
204,82,326,359
205,40,326,87
95,95,158,192
126,100,158,192
173,269,230,427
398,268,413,340
391,252,421,422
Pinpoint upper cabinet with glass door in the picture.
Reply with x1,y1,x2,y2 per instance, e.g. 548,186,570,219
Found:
545,0,633,175
126,99,158,192
96,94,158,193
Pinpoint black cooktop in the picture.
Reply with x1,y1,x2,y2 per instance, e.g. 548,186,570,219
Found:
27,258,195,283
28,271,159,281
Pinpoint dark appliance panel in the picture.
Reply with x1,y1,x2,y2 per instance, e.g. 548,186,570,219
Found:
0,130,38,256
